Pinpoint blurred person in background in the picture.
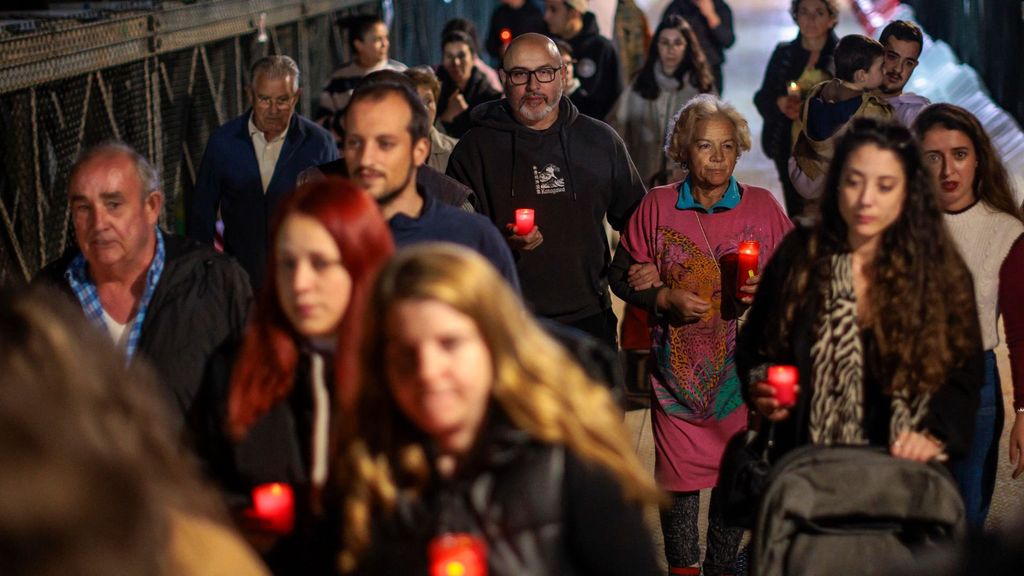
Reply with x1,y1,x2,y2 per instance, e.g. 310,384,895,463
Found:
486,0,547,62
443,17,504,93
191,55,337,291
316,15,407,141
609,14,715,187
661,0,735,94
0,286,267,576
404,66,459,173
437,30,503,138
754,0,839,219
544,0,623,119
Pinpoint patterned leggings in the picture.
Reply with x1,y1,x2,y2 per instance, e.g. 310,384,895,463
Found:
661,488,743,576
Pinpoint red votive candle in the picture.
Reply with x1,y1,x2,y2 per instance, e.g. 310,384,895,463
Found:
500,28,512,45
736,240,760,295
429,533,488,576
251,482,295,534
514,208,535,236
767,365,798,407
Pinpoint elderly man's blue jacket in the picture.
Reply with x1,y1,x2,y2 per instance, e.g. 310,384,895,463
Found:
188,110,337,291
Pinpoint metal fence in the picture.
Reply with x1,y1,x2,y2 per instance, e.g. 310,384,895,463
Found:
0,0,376,286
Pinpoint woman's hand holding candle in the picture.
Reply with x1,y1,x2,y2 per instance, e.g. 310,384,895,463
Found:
751,365,800,422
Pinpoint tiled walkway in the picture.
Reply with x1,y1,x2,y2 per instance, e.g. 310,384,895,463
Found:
624,0,1024,569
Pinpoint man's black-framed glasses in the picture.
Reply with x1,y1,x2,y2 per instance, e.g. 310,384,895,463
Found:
503,65,563,86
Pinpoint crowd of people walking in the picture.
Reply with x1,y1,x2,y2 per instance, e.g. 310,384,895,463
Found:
4,1,1023,575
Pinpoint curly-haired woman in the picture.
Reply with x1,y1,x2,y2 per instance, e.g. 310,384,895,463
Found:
738,117,983,468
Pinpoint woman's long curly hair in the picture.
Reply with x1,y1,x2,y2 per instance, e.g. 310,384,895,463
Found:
913,103,1024,223
227,178,394,439
633,15,715,99
769,117,979,395
335,244,662,573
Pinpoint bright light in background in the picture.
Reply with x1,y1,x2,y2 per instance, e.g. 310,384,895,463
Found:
777,24,799,43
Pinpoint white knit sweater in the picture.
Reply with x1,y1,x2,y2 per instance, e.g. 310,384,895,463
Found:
944,201,1024,350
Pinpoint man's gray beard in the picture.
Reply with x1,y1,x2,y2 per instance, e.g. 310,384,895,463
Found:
517,91,561,122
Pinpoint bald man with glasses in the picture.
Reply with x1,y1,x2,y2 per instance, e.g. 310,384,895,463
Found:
447,33,646,350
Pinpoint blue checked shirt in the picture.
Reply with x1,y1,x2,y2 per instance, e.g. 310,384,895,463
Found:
65,228,166,359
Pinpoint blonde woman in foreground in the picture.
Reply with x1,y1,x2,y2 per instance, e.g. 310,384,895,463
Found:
334,243,662,575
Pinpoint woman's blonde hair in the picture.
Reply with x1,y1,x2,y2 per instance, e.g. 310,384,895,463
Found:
666,93,752,168
336,244,660,572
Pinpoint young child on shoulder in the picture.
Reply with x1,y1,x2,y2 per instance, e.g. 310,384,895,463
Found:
789,34,893,206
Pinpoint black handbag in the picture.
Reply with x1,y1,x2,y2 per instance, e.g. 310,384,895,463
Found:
716,422,775,529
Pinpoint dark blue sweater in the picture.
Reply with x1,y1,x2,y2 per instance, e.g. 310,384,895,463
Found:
390,186,521,293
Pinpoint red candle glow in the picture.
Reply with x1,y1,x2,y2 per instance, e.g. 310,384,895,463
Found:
251,482,295,534
514,208,535,236
767,365,798,407
736,240,760,295
429,533,487,576
500,28,512,45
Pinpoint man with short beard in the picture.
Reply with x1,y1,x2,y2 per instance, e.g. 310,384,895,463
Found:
879,20,930,126
340,77,520,290
447,33,646,350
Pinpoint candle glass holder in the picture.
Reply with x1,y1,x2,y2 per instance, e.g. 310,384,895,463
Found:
736,240,760,296
767,365,798,407
514,208,535,236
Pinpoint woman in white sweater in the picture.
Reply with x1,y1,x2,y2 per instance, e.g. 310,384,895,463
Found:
915,103,1024,530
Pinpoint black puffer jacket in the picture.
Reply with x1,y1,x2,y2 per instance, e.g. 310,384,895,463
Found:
353,408,660,576
35,233,252,430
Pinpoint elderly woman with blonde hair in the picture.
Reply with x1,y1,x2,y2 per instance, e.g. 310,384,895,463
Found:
610,94,792,575
335,243,662,575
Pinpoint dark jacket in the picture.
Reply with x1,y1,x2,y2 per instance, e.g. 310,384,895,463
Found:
485,1,547,61
353,408,660,575
735,227,983,459
188,111,337,291
35,233,252,431
558,12,623,120
754,31,838,162
192,345,334,575
438,65,503,138
447,96,646,323
662,0,735,68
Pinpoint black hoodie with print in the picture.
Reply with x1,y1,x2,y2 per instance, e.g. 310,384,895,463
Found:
447,96,646,323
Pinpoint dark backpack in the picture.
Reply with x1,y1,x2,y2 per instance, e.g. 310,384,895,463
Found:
752,445,965,576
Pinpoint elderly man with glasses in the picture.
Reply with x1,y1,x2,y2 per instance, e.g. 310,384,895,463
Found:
447,33,646,350
190,55,337,291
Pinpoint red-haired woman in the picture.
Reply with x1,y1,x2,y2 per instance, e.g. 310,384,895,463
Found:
193,177,394,575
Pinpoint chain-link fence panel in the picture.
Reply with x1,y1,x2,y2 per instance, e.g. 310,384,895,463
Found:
0,0,376,286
